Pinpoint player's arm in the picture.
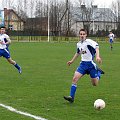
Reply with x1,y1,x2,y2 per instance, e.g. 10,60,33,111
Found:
0,40,3,44
113,34,116,42
67,45,81,66
96,47,102,64
1,36,11,45
4,37,11,45
67,52,80,66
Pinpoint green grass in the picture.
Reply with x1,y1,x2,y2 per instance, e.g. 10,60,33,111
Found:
0,42,120,120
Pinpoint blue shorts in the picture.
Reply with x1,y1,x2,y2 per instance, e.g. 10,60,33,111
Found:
76,61,98,78
109,39,113,43
0,48,10,59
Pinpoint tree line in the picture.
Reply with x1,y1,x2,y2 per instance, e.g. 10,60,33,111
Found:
5,0,120,37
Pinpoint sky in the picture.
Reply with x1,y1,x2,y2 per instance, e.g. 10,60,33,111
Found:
93,0,114,8
0,0,115,10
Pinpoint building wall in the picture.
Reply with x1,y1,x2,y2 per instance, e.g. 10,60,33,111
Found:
71,21,117,35
90,21,117,32
71,21,83,36
4,8,24,31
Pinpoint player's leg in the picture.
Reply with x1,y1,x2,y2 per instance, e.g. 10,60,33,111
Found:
64,62,86,103
0,49,3,58
109,39,113,50
64,71,83,103
7,58,22,73
3,49,22,74
71,72,83,98
91,78,99,86
90,67,104,86
110,43,113,50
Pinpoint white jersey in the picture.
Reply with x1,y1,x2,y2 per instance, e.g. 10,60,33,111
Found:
0,34,11,49
77,39,99,61
108,33,114,40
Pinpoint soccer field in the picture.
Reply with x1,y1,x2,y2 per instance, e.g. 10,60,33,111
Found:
0,42,119,120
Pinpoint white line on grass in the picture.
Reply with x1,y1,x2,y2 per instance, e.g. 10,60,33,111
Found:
0,103,47,120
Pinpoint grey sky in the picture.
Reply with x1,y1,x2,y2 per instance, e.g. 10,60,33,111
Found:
0,0,115,10
93,0,114,7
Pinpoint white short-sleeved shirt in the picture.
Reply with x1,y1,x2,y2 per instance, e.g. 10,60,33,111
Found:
77,39,99,61
0,34,11,49
108,33,114,40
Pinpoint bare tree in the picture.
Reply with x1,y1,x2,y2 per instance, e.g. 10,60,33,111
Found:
111,0,120,36
55,0,72,36
73,0,94,33
35,0,43,18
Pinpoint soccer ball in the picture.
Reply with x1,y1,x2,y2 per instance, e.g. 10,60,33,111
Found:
94,99,105,110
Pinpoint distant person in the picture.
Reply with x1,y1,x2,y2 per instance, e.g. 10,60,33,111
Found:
108,31,115,50
64,29,104,103
0,26,22,74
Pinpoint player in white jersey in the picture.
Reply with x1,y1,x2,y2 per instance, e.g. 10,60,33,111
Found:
0,26,22,74
64,29,104,103
108,31,115,50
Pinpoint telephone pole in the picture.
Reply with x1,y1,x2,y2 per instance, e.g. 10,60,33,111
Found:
66,0,70,37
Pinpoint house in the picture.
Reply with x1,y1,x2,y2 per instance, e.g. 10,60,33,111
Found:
70,5,117,35
24,17,59,36
24,17,48,31
24,17,48,35
3,8,24,31
0,10,4,27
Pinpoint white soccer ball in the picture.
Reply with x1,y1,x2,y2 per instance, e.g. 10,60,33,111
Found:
94,99,105,110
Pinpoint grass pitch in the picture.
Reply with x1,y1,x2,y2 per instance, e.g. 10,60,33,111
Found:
0,42,119,120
